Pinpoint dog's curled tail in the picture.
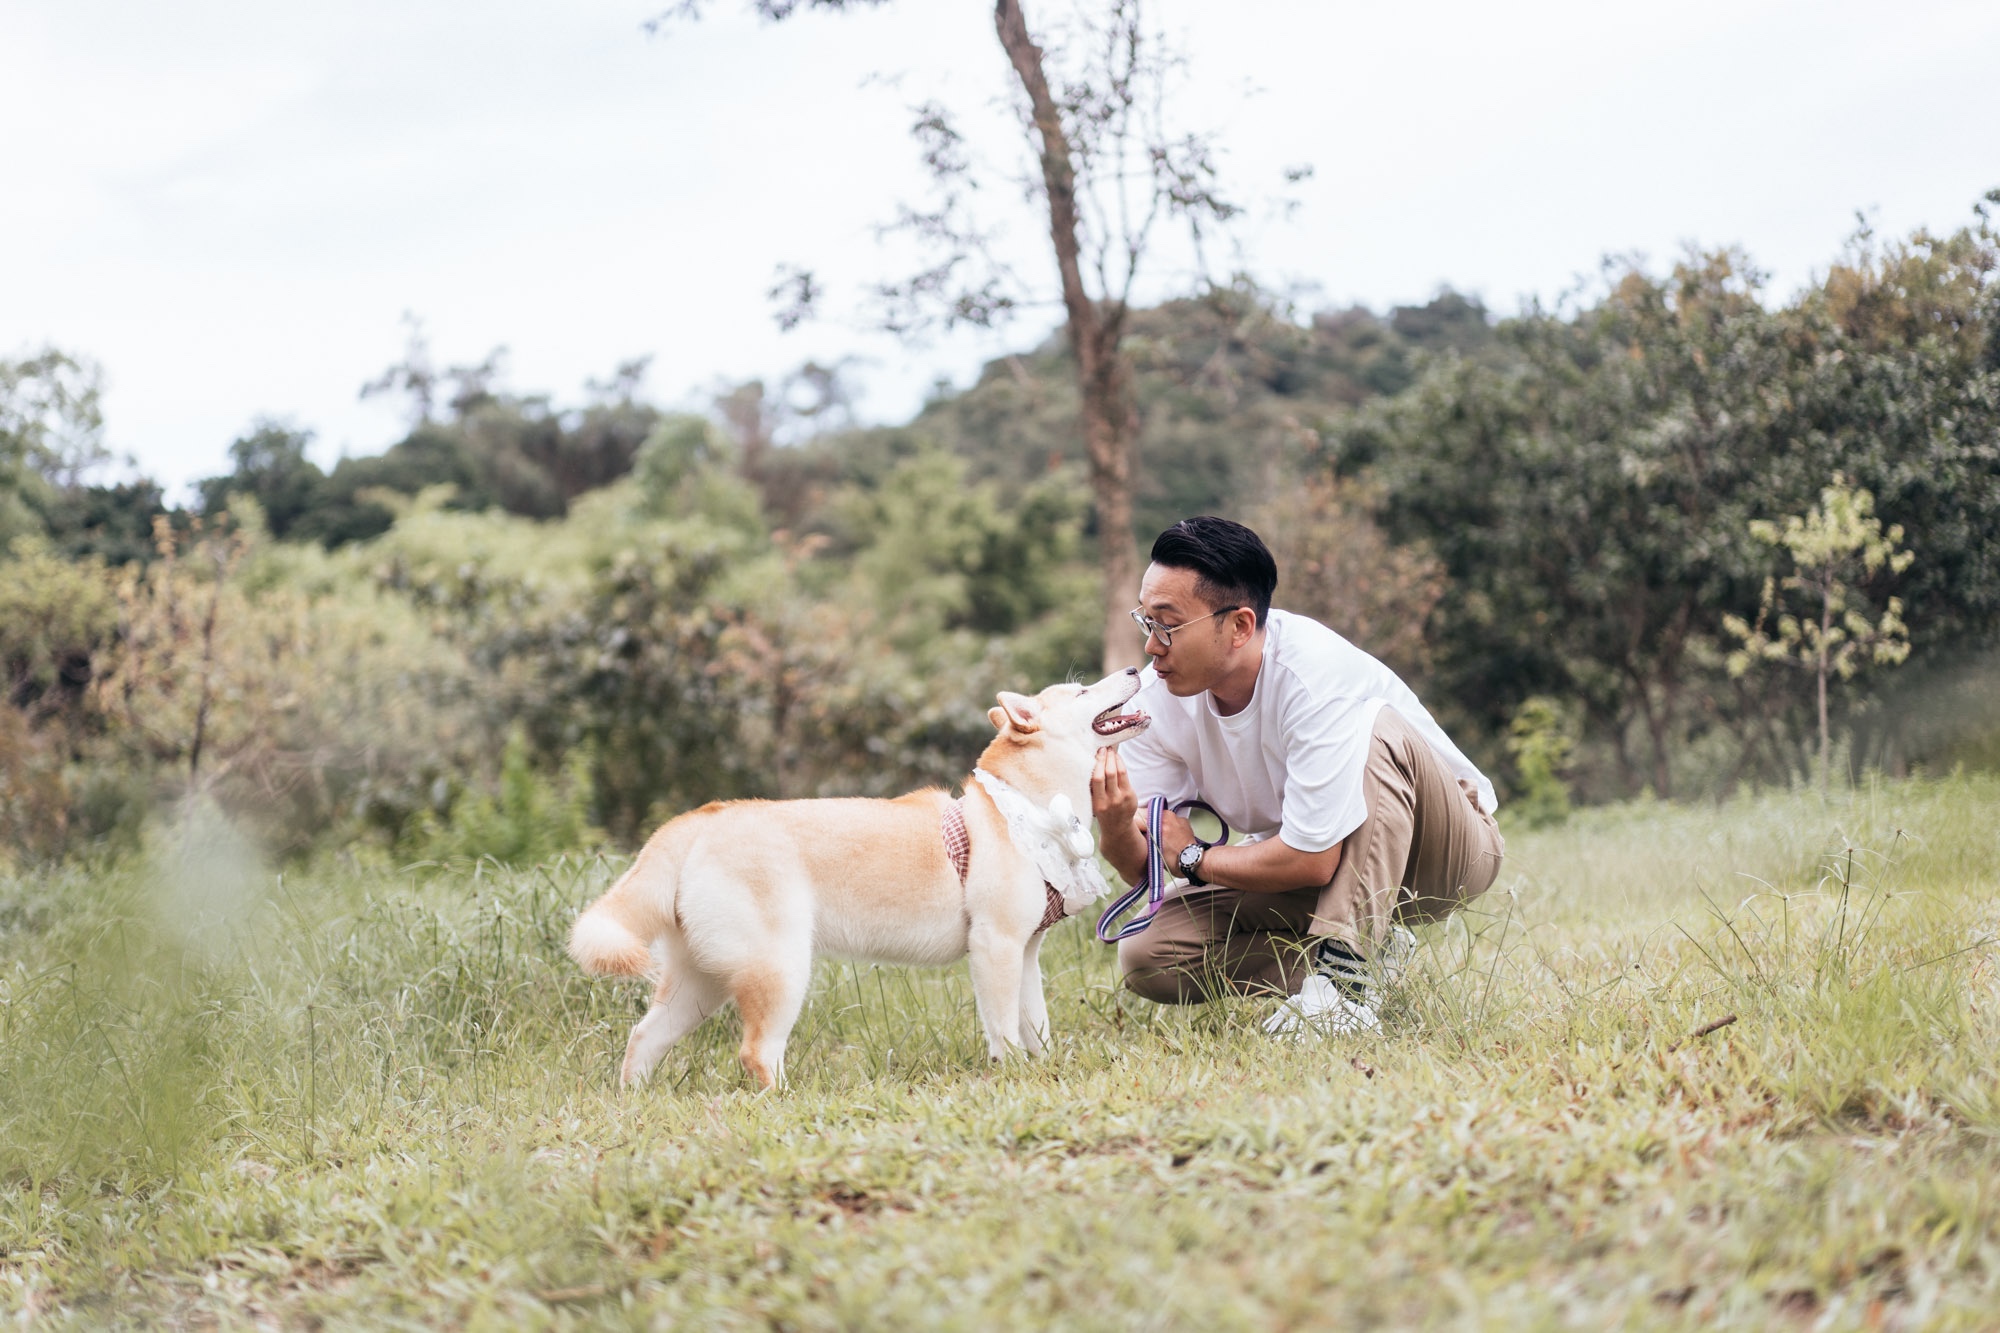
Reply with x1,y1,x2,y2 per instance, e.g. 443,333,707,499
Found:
568,896,652,976
568,820,692,977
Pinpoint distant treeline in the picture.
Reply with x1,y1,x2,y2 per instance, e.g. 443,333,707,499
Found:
3,201,1996,864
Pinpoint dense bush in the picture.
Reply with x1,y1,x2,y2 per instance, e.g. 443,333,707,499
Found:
1337,209,2000,797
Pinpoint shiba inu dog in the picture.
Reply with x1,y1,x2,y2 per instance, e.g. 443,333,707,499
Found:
568,668,1149,1089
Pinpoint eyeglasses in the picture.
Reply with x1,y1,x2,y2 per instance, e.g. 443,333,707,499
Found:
1130,605,1240,648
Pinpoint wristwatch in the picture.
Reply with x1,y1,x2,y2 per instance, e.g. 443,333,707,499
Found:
1174,840,1208,886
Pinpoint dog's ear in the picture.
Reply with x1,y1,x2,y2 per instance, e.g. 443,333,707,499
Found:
990,690,1042,734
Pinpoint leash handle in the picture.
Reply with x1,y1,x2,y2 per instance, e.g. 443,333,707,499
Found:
1095,796,1229,943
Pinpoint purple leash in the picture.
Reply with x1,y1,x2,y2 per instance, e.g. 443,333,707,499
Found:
1096,795,1230,942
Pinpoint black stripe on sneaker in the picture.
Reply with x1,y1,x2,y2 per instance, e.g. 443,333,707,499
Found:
1314,940,1369,1002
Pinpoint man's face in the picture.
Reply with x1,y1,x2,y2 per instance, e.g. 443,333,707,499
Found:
1135,563,1244,697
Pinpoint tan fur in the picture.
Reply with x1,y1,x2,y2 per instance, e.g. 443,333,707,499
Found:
568,669,1148,1090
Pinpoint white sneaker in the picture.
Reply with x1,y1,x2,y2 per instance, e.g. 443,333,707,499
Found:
1263,973,1381,1038
1324,926,1418,1007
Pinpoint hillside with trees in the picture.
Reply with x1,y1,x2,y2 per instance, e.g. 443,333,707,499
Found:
2,201,1996,865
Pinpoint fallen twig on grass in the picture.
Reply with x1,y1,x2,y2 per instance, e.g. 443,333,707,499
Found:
1668,1014,1738,1054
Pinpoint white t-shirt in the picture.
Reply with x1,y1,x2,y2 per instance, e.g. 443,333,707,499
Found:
1120,608,1496,853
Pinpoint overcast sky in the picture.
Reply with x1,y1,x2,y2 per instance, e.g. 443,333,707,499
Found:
4,0,1996,496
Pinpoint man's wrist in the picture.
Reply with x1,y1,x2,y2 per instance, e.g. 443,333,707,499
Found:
1100,828,1147,881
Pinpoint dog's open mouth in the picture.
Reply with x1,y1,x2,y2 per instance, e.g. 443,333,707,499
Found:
1092,704,1149,736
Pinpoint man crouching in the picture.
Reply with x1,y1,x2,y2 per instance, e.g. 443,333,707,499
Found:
1091,515,1505,1034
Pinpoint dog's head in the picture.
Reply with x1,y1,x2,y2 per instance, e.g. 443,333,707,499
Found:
985,667,1149,759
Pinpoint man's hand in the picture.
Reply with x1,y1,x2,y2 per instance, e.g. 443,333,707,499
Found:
1090,748,1343,893
1155,809,1198,864
1090,748,1147,886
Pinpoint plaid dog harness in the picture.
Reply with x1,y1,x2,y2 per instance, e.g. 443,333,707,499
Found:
941,798,1067,934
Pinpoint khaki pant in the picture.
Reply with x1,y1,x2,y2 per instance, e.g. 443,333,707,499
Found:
1119,707,1505,1004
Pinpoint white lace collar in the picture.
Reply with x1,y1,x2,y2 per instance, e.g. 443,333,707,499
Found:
970,769,1112,915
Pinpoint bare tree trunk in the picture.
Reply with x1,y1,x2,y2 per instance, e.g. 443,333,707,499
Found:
994,0,1143,674
1625,664,1674,800
1078,317,1141,672
1606,702,1639,795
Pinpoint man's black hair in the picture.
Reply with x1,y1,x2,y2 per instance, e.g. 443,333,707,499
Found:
1149,516,1278,627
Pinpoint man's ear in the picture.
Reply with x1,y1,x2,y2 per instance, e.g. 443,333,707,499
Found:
990,690,1042,733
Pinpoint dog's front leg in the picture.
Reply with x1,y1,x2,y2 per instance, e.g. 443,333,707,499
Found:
967,924,1029,1061
1017,933,1050,1056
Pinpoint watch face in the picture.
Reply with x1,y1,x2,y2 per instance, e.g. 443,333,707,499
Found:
1177,843,1203,873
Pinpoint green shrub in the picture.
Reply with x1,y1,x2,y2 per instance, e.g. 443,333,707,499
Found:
1505,695,1578,828
401,729,602,865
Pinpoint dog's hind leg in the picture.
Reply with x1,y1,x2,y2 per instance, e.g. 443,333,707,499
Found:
1017,932,1050,1056
731,948,811,1091
968,925,1029,1060
621,971,724,1089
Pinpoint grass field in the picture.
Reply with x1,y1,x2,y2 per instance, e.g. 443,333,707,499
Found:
3,776,1998,1329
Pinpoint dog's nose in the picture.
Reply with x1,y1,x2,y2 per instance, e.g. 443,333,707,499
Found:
1124,666,1139,676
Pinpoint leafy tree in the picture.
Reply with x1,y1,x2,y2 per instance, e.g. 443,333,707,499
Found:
666,0,1260,671
1342,250,1800,797
633,413,739,513
0,702,71,867
0,348,109,487
358,311,446,428
0,538,120,727
2,347,184,567
1725,477,1915,787
545,396,661,500
198,421,327,541
1250,474,1445,682
69,505,496,852
469,429,1097,835
1790,208,2000,658
1337,204,1999,798
400,727,601,863
94,517,257,788
701,364,865,526
0,535,146,861
30,479,176,568
199,340,668,547
813,283,1491,546
828,445,1090,643
1,348,110,547
1504,696,1579,828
